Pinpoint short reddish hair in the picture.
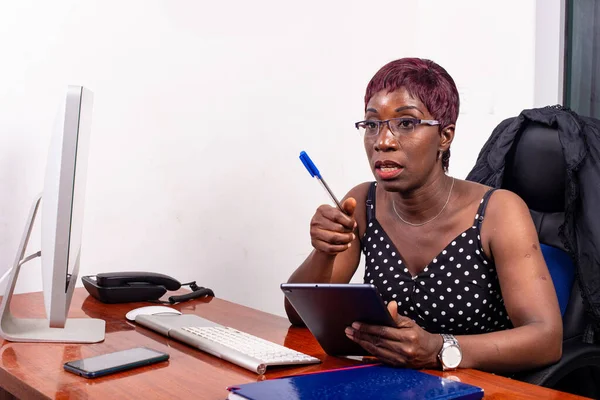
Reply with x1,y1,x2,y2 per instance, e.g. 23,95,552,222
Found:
364,58,460,171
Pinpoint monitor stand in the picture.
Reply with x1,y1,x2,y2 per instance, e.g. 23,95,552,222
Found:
0,195,105,343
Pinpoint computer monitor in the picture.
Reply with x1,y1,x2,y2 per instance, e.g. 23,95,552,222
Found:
0,86,105,343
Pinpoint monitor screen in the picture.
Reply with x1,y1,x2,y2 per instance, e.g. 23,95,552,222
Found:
0,85,105,343
41,86,93,327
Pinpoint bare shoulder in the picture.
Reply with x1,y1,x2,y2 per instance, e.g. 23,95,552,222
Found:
481,188,534,242
485,188,530,219
344,181,372,203
463,185,536,260
456,180,527,212
454,179,493,208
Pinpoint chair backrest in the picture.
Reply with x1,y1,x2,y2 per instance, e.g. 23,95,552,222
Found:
501,120,585,341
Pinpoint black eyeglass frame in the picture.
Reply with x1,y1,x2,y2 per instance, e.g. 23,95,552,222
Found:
354,117,441,137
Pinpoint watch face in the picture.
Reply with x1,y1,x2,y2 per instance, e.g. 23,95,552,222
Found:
442,345,462,369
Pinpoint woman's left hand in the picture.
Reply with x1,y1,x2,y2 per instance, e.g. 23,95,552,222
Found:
345,301,443,369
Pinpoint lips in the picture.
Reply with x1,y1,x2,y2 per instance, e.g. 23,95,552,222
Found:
374,160,404,180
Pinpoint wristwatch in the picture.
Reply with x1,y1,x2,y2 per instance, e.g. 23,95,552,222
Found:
438,334,462,370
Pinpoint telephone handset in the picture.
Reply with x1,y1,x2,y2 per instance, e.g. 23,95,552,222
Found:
96,272,181,291
82,272,214,304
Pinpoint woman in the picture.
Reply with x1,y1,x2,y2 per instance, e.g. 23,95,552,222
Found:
285,58,562,373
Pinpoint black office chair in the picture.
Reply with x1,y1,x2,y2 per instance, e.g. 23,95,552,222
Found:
498,120,600,398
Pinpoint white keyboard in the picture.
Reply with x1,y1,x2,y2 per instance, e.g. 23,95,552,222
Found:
175,326,321,374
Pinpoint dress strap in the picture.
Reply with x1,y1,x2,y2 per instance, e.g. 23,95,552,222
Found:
474,188,498,229
366,182,377,222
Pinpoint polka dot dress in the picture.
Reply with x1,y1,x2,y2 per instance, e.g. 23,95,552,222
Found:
362,183,512,334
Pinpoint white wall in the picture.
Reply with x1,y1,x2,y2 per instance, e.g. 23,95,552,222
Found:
534,0,566,106
0,0,558,317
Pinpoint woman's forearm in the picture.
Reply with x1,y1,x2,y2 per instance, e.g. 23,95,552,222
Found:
288,249,338,284
455,323,562,373
284,250,337,325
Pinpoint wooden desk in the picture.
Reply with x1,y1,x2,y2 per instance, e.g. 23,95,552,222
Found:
0,289,588,399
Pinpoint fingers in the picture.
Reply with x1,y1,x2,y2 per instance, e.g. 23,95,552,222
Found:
345,325,385,350
322,198,357,230
350,317,415,338
394,317,415,329
345,320,436,369
387,301,399,320
310,228,355,254
312,216,355,238
344,326,407,366
342,197,357,218
385,302,415,328
311,239,352,254
310,200,357,254
346,324,396,343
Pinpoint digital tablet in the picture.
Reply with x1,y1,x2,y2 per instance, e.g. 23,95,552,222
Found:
281,283,397,356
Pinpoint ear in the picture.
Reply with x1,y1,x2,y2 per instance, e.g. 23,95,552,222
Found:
439,124,455,152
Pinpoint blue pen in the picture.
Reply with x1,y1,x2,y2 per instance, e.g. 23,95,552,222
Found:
299,151,344,212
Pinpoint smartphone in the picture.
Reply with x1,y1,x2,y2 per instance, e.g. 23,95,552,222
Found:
64,347,169,378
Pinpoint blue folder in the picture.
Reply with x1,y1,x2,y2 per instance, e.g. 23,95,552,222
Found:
227,365,484,399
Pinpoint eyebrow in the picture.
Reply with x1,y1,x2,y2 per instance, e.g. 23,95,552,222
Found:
365,105,425,116
395,106,424,115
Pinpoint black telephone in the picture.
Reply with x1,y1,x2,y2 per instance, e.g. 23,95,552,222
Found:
82,272,214,304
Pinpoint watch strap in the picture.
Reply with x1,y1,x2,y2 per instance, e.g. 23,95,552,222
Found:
441,333,458,346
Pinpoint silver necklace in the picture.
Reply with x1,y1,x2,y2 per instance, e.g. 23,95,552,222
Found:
392,177,455,227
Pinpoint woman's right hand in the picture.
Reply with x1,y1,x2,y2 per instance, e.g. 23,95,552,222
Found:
310,197,357,255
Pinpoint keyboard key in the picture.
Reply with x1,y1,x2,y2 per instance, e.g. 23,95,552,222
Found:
180,326,320,374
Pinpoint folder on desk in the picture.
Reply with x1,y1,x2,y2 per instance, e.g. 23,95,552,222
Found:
226,364,484,399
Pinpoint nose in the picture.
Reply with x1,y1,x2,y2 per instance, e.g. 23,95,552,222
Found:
374,121,399,152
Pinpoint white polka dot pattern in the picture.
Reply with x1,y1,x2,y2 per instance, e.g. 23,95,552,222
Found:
362,185,511,334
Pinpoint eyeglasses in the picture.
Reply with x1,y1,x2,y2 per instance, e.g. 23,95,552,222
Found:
355,117,440,137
